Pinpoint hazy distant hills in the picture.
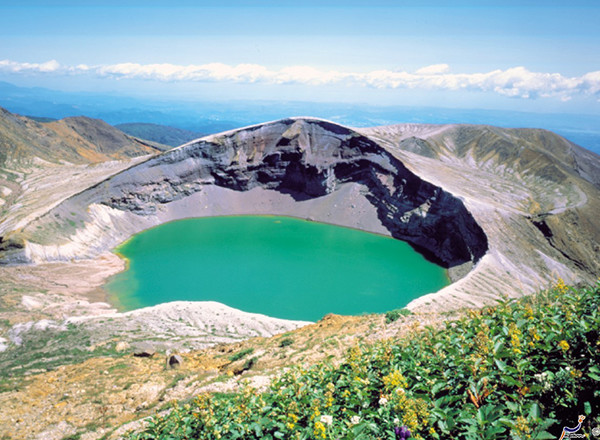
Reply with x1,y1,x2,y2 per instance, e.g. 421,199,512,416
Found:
0,107,164,166
115,122,203,148
1,81,599,154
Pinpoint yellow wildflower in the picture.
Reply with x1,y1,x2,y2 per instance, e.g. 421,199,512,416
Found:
515,416,530,435
558,340,570,351
570,369,582,378
314,421,326,439
383,370,408,390
556,278,568,294
529,328,541,341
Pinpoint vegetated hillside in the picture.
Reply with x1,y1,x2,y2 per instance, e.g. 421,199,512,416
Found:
0,106,164,166
129,281,600,440
116,122,204,148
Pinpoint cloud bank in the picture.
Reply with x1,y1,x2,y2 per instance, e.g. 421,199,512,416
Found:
1,59,599,101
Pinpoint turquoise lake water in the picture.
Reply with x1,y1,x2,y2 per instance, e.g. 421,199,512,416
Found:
105,216,449,321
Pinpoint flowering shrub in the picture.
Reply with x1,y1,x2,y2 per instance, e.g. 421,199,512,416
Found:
129,281,600,439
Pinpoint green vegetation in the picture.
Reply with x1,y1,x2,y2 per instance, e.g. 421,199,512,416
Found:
229,348,255,362
128,281,600,439
279,337,294,348
0,323,124,377
385,308,412,324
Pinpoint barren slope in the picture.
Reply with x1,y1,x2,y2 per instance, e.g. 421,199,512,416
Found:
0,106,166,237
360,123,600,308
0,107,162,167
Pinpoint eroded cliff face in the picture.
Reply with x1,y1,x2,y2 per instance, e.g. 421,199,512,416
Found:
7,118,487,272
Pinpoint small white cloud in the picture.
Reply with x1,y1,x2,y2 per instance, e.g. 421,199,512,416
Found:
0,59,61,73
415,64,450,75
38,60,60,72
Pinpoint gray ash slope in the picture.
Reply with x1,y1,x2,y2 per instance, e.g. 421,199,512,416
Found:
3,117,600,311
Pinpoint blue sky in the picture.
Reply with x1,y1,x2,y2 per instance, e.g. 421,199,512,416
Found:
0,1,599,113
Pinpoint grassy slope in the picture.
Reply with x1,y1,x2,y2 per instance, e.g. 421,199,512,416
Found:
129,281,600,440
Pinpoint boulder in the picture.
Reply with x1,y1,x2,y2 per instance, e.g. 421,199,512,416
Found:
133,344,156,358
166,354,183,369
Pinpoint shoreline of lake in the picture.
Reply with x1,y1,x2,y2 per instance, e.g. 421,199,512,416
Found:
104,215,450,321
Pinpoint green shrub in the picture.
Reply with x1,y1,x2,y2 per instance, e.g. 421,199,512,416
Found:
385,308,412,323
279,337,294,348
129,281,600,440
228,347,254,362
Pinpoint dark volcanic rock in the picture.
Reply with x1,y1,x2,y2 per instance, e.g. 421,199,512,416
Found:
133,345,156,358
85,118,487,267
166,354,183,369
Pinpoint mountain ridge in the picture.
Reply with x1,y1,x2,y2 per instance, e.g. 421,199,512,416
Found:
1,115,598,311
0,106,167,237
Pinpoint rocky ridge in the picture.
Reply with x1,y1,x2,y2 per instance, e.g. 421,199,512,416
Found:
7,118,487,273
359,123,600,308
0,108,163,167
0,107,167,236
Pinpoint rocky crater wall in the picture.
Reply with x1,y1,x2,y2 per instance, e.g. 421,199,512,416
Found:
4,118,488,273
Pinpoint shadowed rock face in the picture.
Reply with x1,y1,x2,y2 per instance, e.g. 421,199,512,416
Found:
7,118,488,270
104,118,487,266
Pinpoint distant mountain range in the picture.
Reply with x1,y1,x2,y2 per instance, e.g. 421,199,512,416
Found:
22,115,202,149
115,123,203,147
1,80,599,154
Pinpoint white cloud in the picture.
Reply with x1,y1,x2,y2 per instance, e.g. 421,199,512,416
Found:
0,59,61,73
1,59,599,101
415,63,450,75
